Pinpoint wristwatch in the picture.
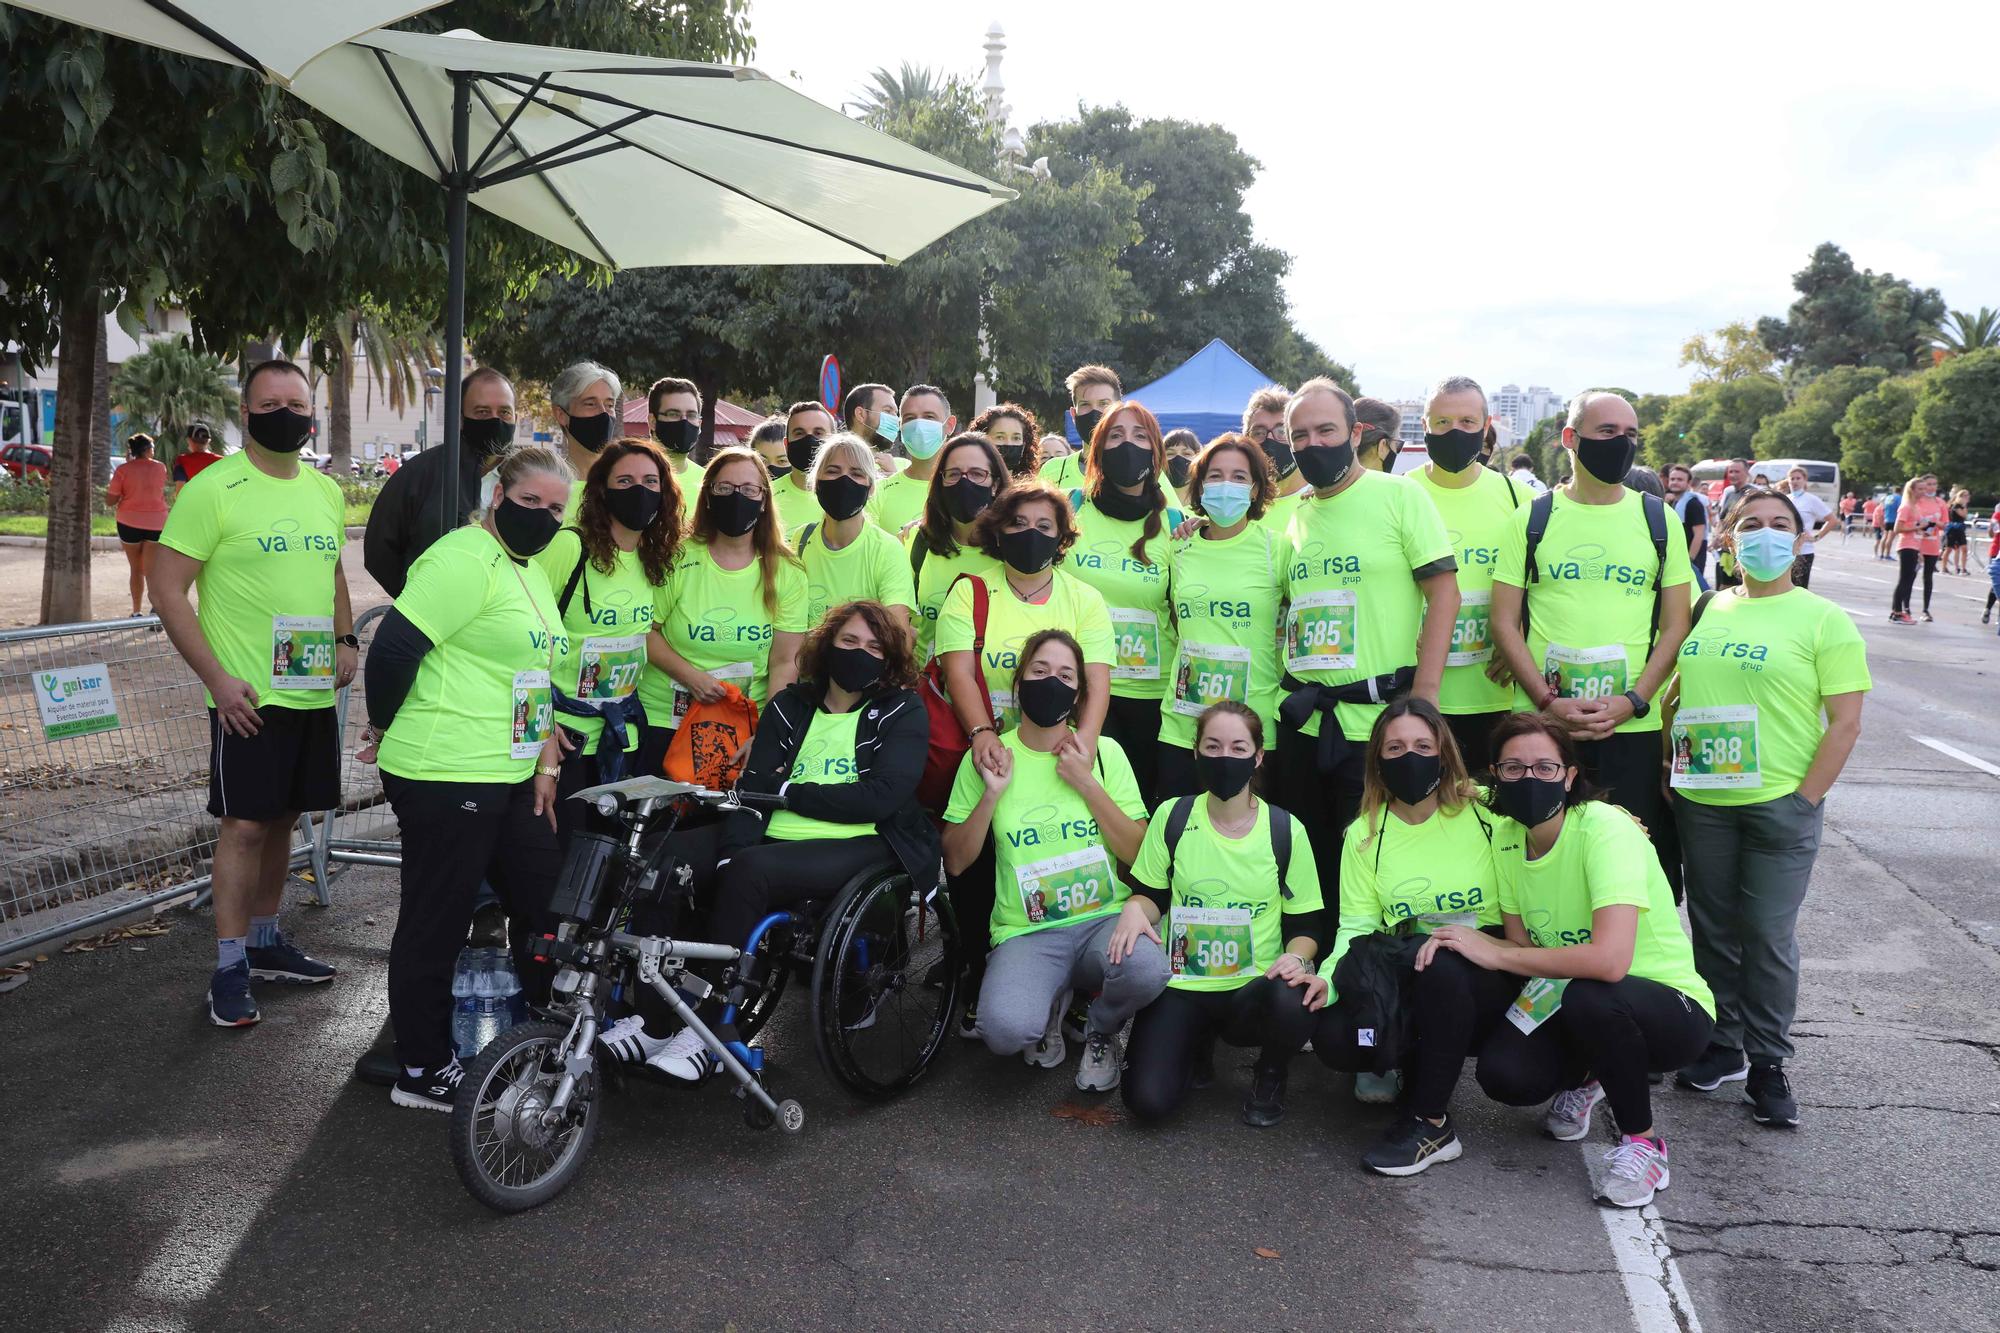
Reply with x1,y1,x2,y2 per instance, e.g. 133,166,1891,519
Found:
535,764,562,778
1623,689,1651,719
337,633,360,648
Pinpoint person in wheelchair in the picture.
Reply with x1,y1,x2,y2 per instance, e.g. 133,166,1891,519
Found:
599,599,937,1081
941,629,1170,1093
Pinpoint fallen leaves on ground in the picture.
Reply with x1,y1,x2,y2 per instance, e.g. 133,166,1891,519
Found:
1051,1101,1124,1128
60,920,172,953
1254,1247,1281,1260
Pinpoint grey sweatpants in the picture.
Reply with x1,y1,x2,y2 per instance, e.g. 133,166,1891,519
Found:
978,912,1170,1056
1675,790,1825,1063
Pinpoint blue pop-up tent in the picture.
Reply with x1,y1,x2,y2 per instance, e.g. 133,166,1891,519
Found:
1065,337,1279,443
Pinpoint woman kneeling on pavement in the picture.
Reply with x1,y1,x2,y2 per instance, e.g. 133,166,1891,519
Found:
1303,698,1511,1175
599,599,936,1080
1428,713,1715,1208
361,444,574,1112
941,629,1168,1092
1669,486,1869,1126
1117,702,1323,1127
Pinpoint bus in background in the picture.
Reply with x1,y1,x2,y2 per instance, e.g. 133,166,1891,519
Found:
1755,457,1840,509
1691,458,1733,502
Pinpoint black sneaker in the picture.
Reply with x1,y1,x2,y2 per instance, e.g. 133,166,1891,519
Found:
1747,1061,1800,1127
206,960,260,1028
1190,1041,1216,1091
1676,1043,1749,1091
246,934,336,984
1362,1114,1463,1176
391,1059,465,1113
1242,1065,1287,1128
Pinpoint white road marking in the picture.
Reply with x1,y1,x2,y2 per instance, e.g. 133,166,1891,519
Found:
1913,735,2000,778
1591,1177,1706,1332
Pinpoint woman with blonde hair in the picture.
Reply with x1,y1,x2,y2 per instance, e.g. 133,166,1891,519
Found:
1889,473,1947,624
792,432,916,632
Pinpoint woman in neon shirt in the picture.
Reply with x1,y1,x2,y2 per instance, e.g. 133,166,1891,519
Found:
967,403,1043,482
906,432,1008,661
107,433,170,615
1889,472,1948,624
1668,488,1869,1126
792,434,916,634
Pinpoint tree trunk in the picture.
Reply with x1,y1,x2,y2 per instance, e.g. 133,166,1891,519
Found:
90,314,111,486
326,341,353,477
41,281,101,624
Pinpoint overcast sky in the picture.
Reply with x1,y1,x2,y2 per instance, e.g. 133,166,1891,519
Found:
744,0,2000,401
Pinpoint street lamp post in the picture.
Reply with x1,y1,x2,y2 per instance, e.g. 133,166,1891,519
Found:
420,365,444,451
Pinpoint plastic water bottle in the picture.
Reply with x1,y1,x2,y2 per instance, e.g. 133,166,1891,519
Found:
472,957,504,1053
450,951,479,1060
495,955,524,1027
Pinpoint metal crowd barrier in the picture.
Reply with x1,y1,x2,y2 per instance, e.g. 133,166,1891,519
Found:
314,602,402,870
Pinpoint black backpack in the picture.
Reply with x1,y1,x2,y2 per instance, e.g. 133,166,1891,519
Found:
1160,796,1295,901
1521,489,1670,647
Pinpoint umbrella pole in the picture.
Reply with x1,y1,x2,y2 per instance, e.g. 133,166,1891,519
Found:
442,73,470,486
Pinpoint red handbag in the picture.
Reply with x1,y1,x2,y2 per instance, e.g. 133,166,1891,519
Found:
916,573,993,812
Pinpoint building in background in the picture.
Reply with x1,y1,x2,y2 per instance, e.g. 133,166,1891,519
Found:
1392,400,1424,446
1491,383,1562,441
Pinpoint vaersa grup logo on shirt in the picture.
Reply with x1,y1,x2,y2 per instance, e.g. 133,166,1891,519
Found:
1004,801,1099,851
1289,540,1362,584
1382,875,1486,919
689,605,773,646
1542,542,1651,594
254,517,339,558
1066,537,1161,577
789,736,856,782
1679,634,1770,670
1172,582,1254,626
1446,529,1499,568
1179,879,1270,919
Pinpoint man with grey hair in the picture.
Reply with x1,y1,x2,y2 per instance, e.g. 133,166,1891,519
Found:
1491,389,1693,830
1407,374,1527,773
549,360,622,501
1242,384,1305,505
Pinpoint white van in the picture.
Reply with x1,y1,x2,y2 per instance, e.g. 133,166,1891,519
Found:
1754,458,1841,509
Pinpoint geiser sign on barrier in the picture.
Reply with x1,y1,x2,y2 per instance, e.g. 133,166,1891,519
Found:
30,662,121,740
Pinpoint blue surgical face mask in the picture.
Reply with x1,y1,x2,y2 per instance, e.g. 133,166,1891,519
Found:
1734,526,1797,582
874,412,901,448
1202,480,1252,527
900,418,946,459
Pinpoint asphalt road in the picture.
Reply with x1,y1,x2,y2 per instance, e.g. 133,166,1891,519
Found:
3,532,1996,1332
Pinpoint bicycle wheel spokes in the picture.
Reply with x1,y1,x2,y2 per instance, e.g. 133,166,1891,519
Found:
470,1033,590,1190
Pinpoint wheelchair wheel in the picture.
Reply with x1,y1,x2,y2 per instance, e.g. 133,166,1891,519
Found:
810,866,961,1101
450,1020,602,1213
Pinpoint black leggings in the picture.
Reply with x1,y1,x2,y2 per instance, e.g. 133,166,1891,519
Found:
1102,692,1162,808
1893,548,1938,614
1443,711,1509,777
1473,974,1713,1134
1275,720,1366,917
1313,948,1518,1119
1122,978,1317,1121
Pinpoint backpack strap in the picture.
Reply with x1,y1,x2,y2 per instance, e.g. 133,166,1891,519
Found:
1162,794,1197,892
1521,489,1556,643
1690,587,1718,629
1069,487,1085,514
908,526,930,581
556,528,591,619
1642,491,1669,649
1268,804,1294,901
799,521,818,552
1502,469,1520,509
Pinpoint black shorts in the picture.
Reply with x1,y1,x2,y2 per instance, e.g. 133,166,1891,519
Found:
208,704,340,820
116,522,161,544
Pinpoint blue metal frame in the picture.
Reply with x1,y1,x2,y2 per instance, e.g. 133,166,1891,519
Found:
719,910,808,1069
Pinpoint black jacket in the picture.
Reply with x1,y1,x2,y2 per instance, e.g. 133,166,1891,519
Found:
720,681,941,891
363,445,486,598
1328,928,1427,1075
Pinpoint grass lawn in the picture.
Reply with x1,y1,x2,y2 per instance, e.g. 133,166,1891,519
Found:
0,503,372,538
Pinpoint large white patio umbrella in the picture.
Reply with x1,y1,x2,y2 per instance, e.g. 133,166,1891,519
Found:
284,27,1015,478
4,0,445,79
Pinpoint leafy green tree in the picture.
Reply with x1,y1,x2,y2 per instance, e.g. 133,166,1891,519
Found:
1899,348,2000,493
1680,320,1775,382
1750,366,1888,467
315,309,442,475
1756,242,1946,375
1832,376,1919,494
1643,377,1786,470
852,64,946,119
1521,414,1566,483
1928,306,2000,355
110,337,240,469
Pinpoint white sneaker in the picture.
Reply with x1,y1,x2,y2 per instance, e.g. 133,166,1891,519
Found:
1074,1030,1121,1092
1544,1079,1607,1141
1597,1135,1671,1208
1023,1006,1066,1069
645,1026,718,1083
597,1015,668,1064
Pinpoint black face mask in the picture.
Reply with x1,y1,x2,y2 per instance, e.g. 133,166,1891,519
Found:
463,416,516,460
786,436,822,474
1102,442,1153,488
1380,750,1442,806
816,474,870,521
1495,774,1568,827
565,411,613,453
710,491,763,537
494,495,561,557
604,485,663,532
1261,436,1297,480
1017,674,1078,728
1072,408,1104,444
1166,455,1193,489
653,418,698,454
995,444,1026,475
827,645,885,693
1577,432,1639,485
1195,753,1256,801
944,477,994,524
997,526,1059,575
1296,442,1354,489
247,407,313,454
765,461,792,480
1424,428,1483,474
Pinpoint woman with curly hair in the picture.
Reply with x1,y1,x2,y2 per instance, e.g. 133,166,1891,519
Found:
534,437,684,843
906,431,1008,659
968,402,1043,481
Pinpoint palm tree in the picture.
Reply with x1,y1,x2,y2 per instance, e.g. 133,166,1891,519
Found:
1929,307,2000,355
316,309,442,476
109,336,239,469
852,64,943,119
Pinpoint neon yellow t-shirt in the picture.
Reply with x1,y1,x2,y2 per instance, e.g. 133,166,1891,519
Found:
767,707,871,841
1061,497,1178,701
1282,469,1456,741
1262,487,1308,530
1493,488,1693,735
1039,453,1085,489
1494,800,1715,1016
379,524,569,784
1671,587,1871,807
794,519,917,632
157,450,346,710
645,541,810,728
531,528,660,753
1409,465,1525,716
1319,799,1506,997
942,731,1147,945
905,529,999,661
935,569,1114,731
868,470,931,538
1131,797,1323,992
773,474,822,539
1159,522,1288,749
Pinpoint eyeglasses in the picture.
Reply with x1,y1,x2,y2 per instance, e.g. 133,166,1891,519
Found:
711,482,765,501
941,467,993,486
1494,759,1567,781
1246,425,1277,442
